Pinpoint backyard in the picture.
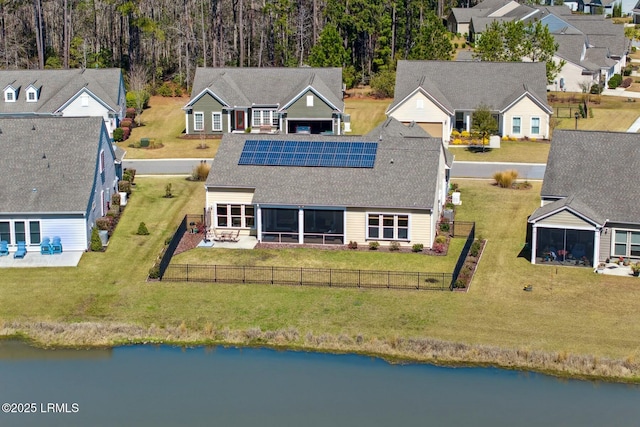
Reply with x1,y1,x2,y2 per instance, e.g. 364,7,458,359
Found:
1,177,639,380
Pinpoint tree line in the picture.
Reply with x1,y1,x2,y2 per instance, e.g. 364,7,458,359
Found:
2,0,471,89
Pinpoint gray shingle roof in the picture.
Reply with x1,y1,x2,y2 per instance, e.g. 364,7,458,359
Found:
188,67,344,112
0,117,105,214
388,60,550,114
540,130,640,224
0,68,122,115
206,119,442,210
528,195,606,224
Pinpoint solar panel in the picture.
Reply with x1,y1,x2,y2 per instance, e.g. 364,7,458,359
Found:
238,140,378,168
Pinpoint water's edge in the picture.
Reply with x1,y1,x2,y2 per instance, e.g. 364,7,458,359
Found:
1,321,638,384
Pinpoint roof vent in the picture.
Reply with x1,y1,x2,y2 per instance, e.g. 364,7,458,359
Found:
42,152,46,159
390,158,394,164
32,125,36,130
32,188,37,192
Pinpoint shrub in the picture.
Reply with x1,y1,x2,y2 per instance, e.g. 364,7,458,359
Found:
389,241,401,251
451,130,460,137
156,82,173,97
509,136,517,141
470,240,482,257
502,135,509,141
136,222,150,235
453,138,463,145
111,192,121,206
126,90,150,109
530,137,537,142
174,87,183,97
90,227,103,252
96,216,113,231
608,74,622,89
412,243,424,252
590,84,602,94
493,169,519,188
461,43,466,49
369,70,396,98
122,127,131,140
125,107,136,119
369,241,380,250
435,235,447,244
192,161,211,181
113,127,124,142
432,242,446,254
621,77,633,88
347,241,358,250
118,181,132,195
450,182,459,191
120,119,133,129
460,130,470,138
454,42,459,49
453,279,467,289
439,219,450,232
148,264,160,279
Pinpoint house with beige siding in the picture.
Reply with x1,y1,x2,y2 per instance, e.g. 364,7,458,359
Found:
184,67,346,136
387,61,552,144
528,130,640,267
204,118,452,249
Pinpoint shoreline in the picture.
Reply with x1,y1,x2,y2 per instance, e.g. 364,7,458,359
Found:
1,320,638,384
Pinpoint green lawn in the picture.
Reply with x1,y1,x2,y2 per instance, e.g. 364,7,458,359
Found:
550,94,639,132
449,140,550,163
343,96,389,135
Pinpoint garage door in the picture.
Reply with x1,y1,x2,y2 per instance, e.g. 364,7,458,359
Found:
417,122,443,138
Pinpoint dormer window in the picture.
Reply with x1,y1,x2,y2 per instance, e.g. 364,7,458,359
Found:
4,88,15,103
26,87,38,102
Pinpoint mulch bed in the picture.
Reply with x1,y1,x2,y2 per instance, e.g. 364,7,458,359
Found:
453,239,487,292
174,231,205,256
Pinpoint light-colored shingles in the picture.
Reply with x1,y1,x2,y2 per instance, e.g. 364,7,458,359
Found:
206,119,442,210
189,67,344,112
0,116,104,214
541,130,640,224
0,69,121,115
390,60,549,113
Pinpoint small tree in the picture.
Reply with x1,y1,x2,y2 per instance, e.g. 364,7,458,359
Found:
165,183,173,198
90,227,103,251
471,104,498,152
137,222,150,235
369,70,396,98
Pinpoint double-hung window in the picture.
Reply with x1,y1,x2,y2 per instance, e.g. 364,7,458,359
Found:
216,204,255,228
194,112,204,131
512,117,521,134
367,214,409,240
0,222,10,242
252,110,276,127
614,230,640,257
531,117,540,134
212,112,222,131
29,221,40,244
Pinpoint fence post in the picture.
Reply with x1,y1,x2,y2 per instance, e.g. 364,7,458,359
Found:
417,273,420,290
300,267,303,286
186,264,189,282
271,266,274,285
243,265,246,283
329,269,332,287
358,270,361,288
387,271,390,289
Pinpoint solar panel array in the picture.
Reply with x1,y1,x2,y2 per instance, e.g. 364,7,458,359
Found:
238,140,378,168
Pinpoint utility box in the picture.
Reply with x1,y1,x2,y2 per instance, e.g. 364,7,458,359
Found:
443,209,455,222
452,192,462,205
119,192,128,206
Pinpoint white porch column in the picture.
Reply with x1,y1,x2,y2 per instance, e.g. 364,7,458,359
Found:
185,113,189,134
298,208,304,244
531,225,538,264
593,228,601,265
256,205,262,242
227,112,231,133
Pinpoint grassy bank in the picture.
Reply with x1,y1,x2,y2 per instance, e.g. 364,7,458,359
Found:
0,178,639,382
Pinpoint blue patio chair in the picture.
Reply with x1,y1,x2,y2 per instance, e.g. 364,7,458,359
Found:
51,237,63,254
40,237,53,255
0,240,8,256
13,241,26,259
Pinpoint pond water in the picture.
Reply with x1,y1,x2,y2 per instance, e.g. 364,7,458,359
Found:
0,340,639,426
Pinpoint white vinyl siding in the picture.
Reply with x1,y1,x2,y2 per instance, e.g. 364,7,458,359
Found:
345,208,432,247
212,112,222,131
503,96,549,139
194,112,204,131
40,217,89,251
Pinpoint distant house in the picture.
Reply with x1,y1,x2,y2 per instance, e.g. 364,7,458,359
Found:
0,69,126,137
447,0,538,41
528,130,640,267
532,8,630,92
0,117,118,253
183,67,346,136
386,60,552,143
204,118,452,249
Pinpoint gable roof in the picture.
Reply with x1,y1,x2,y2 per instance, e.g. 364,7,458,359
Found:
0,116,107,214
388,60,550,114
206,119,443,210
540,130,640,224
0,69,123,115
528,195,606,225
187,67,344,112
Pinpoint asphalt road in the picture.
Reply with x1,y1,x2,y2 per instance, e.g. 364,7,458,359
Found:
124,158,547,179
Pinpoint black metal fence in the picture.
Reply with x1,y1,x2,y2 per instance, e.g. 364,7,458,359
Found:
162,264,453,290
157,214,203,279
159,217,475,292
451,222,476,286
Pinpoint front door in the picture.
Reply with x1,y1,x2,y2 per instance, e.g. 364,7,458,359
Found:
235,111,245,131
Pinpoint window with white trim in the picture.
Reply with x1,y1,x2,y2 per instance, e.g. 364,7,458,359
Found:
512,117,521,134
26,90,37,102
252,110,276,127
367,214,409,240
29,221,40,244
614,230,640,257
0,221,10,242
4,89,15,102
216,204,255,228
194,112,204,131
212,112,222,131
531,117,540,134
14,221,25,243
99,149,105,173
306,95,314,107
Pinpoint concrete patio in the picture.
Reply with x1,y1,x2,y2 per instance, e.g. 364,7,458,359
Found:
196,236,258,250
595,263,639,277
0,251,84,268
